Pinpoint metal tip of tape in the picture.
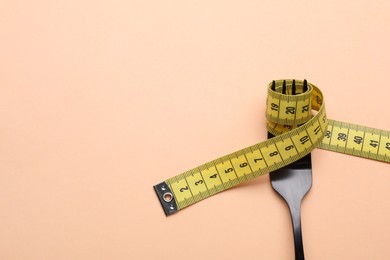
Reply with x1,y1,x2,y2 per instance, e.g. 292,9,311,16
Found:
154,182,178,216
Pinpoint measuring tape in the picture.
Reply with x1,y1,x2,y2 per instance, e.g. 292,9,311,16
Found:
154,79,390,216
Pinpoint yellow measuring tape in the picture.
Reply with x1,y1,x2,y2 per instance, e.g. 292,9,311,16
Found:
154,79,390,216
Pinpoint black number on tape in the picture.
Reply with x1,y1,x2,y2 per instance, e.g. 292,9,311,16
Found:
271,103,279,111
370,140,379,148
386,142,390,150
354,136,363,144
210,174,217,179
300,136,310,145
314,125,321,135
225,168,233,173
316,95,323,105
269,151,278,157
325,131,331,138
286,107,295,114
195,180,203,186
338,133,347,141
180,186,188,192
254,158,263,163
285,145,294,151
239,163,248,168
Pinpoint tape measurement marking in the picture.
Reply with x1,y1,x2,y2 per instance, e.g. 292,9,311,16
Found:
154,79,389,216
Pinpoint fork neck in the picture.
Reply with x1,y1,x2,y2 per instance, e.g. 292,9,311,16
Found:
289,203,305,260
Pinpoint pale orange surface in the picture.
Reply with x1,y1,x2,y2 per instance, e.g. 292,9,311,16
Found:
1,1,390,259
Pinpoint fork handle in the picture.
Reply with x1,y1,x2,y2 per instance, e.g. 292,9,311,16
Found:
290,204,305,260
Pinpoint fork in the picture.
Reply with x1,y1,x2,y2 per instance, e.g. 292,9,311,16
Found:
268,80,312,260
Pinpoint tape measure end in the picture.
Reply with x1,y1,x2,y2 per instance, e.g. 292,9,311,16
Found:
154,182,178,216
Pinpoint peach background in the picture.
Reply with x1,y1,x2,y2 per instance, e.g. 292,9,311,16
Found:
1,1,390,259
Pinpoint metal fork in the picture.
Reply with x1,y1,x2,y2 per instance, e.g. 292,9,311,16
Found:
268,80,312,260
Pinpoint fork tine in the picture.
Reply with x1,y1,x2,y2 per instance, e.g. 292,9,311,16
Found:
292,80,296,95
303,79,308,92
